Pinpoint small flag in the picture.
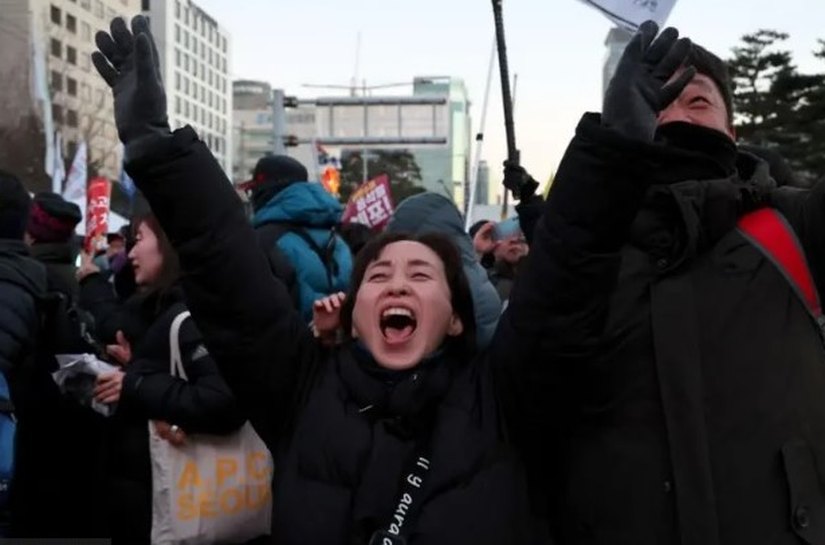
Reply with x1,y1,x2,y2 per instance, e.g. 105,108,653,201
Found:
576,0,678,29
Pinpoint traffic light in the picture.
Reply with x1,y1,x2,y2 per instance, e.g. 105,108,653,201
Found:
283,135,300,147
283,95,299,108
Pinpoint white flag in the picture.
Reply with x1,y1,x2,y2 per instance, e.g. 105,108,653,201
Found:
577,0,678,29
50,132,66,194
63,141,88,234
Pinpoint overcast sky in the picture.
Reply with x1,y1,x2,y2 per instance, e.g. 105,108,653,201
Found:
195,0,825,198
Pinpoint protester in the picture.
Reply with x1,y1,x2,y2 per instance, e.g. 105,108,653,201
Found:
386,192,502,348
0,171,48,537
16,191,110,539
469,220,497,269
92,212,245,545
243,154,353,323
486,218,528,301
493,20,825,544
90,16,549,544
24,192,82,301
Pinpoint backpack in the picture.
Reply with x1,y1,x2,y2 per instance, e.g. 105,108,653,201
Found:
0,372,14,512
256,222,341,293
737,207,825,336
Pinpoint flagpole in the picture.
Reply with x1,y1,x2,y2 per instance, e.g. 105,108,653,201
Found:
491,0,520,219
464,40,496,230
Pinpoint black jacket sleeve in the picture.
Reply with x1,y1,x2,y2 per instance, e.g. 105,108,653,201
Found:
490,113,654,430
0,281,41,376
125,127,318,451
121,316,245,435
78,272,123,344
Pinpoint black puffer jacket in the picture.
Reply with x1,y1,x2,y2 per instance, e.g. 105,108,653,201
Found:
495,114,825,545
0,240,46,377
13,240,110,539
127,128,550,545
106,287,245,545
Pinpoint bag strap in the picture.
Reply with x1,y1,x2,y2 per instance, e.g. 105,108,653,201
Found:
368,446,431,545
737,208,823,323
168,311,191,381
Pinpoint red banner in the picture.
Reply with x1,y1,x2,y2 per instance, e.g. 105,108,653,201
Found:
341,174,395,230
85,177,111,253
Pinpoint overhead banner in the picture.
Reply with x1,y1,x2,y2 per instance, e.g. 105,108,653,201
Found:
341,174,395,230
85,177,111,253
576,0,678,29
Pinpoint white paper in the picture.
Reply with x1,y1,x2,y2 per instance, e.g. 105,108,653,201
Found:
52,354,120,417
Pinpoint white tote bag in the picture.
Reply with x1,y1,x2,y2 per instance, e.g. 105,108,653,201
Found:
150,311,273,545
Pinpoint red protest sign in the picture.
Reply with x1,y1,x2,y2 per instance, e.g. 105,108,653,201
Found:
341,174,395,230
85,177,111,253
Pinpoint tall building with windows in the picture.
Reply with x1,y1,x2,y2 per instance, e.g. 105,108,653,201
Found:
232,79,271,183
0,0,141,188
411,76,471,209
142,0,232,174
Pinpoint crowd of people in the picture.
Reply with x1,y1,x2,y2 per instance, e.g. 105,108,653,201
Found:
0,13,823,545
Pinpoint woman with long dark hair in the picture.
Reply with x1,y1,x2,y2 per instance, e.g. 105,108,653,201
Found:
92,213,245,544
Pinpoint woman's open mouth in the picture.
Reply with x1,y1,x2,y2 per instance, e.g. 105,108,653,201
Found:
379,306,417,344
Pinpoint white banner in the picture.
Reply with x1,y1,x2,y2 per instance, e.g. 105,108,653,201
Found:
49,132,66,195
62,141,87,234
577,0,678,29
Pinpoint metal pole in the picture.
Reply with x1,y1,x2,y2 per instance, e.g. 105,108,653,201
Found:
501,72,518,219
464,40,496,230
491,0,518,162
491,0,520,219
272,89,287,155
362,83,369,184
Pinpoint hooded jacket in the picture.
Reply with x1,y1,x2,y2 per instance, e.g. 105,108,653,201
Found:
252,182,353,322
494,114,825,545
386,193,503,349
126,128,550,545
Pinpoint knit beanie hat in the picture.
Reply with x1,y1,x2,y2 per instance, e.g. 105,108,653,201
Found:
27,192,82,243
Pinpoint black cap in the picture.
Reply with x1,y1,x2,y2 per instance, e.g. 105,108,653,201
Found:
239,155,309,212
238,155,308,192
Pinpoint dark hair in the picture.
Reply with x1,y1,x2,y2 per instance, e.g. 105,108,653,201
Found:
468,220,491,239
340,232,477,362
338,222,376,258
0,170,31,240
686,44,734,124
132,213,180,293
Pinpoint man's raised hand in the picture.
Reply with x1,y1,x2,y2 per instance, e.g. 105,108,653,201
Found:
602,20,695,142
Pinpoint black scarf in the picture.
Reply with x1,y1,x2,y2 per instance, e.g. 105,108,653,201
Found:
629,122,776,270
339,341,454,432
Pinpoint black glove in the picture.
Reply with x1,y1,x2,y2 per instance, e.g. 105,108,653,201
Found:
602,20,695,142
91,16,170,152
503,160,539,201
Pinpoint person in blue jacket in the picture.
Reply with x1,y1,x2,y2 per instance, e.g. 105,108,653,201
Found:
243,155,353,323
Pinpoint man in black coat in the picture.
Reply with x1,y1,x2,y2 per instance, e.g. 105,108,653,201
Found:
0,172,46,379
0,171,48,535
496,21,825,545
